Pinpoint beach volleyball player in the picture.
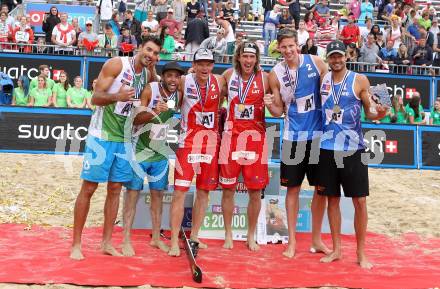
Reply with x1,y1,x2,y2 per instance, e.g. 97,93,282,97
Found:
264,29,330,258
219,41,270,251
70,36,161,260
318,40,387,269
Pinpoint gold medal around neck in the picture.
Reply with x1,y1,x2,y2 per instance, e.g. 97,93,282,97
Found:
333,104,341,114
238,103,245,112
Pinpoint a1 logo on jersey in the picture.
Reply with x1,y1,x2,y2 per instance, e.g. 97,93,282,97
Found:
196,112,215,128
235,104,254,120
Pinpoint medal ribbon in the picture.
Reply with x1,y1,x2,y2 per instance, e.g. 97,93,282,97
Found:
193,73,211,112
330,70,349,108
159,82,177,102
284,62,299,101
237,72,255,104
130,56,147,100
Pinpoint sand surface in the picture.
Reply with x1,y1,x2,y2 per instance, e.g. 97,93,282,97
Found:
0,153,439,289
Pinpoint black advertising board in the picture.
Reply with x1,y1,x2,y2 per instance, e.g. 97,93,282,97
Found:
362,124,417,168
0,53,83,85
419,126,440,169
365,73,433,110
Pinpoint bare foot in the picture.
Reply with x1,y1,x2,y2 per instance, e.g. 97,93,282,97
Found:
246,239,260,251
70,245,84,260
310,241,331,255
101,242,122,256
190,236,208,249
150,239,170,253
282,243,295,258
223,237,234,249
121,242,135,257
168,244,180,257
320,251,341,263
358,252,373,269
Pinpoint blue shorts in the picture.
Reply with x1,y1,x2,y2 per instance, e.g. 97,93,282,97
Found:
125,159,169,191
80,136,133,183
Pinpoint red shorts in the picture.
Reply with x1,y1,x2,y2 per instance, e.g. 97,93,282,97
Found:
174,145,219,192
219,130,269,190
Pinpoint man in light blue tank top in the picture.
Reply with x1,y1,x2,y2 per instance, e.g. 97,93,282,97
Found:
318,40,387,269
264,29,331,258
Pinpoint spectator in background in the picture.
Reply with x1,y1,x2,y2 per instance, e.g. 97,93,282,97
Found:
359,33,380,70
264,4,280,56
78,20,99,54
200,27,227,61
384,0,396,19
223,1,236,32
348,0,361,20
406,18,421,41
185,9,209,56
12,15,34,53
67,76,88,108
29,75,52,107
339,14,360,46
42,6,60,45
346,42,359,63
419,11,432,31
300,37,318,55
394,43,411,73
71,18,82,47
412,37,433,74
304,11,316,40
279,8,295,30
118,26,137,56
86,78,98,109
186,0,201,22
421,1,436,20
316,17,336,56
134,0,149,23
262,0,277,20
30,65,55,90
12,75,30,106
142,11,159,35
313,0,330,23
52,71,70,108
199,0,209,19
390,93,407,124
226,31,244,55
212,0,221,19
360,18,373,44
99,23,118,56
173,0,186,23
109,12,121,37
330,12,341,33
359,0,373,24
97,0,113,32
406,93,426,124
370,24,382,40
429,99,440,125
33,37,48,54
140,25,151,39
122,10,142,45
159,25,175,60
375,31,385,49
420,27,435,48
117,0,127,22
1,4,15,28
155,0,169,23
297,20,309,48
26,14,35,34
268,39,281,58
160,8,181,37
387,15,402,49
379,39,397,64
430,18,439,45
286,0,300,29
241,0,252,22
51,13,76,55
216,16,235,55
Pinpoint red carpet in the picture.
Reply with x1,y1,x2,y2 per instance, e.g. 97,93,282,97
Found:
0,224,439,288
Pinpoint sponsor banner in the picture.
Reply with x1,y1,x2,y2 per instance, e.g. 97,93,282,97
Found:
362,124,417,168
0,107,90,154
26,3,96,33
419,126,440,170
365,73,433,110
0,53,83,85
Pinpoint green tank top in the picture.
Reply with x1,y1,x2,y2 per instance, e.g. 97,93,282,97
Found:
13,87,28,106
30,87,52,106
134,82,178,162
53,83,69,107
68,87,88,106
30,77,55,91
431,109,440,125
88,57,148,142
391,107,407,124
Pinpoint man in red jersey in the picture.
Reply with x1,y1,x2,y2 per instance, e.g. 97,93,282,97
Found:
219,42,271,251
168,48,227,256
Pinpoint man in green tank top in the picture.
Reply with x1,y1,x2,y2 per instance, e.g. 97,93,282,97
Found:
29,65,55,91
121,61,185,256
70,36,162,260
